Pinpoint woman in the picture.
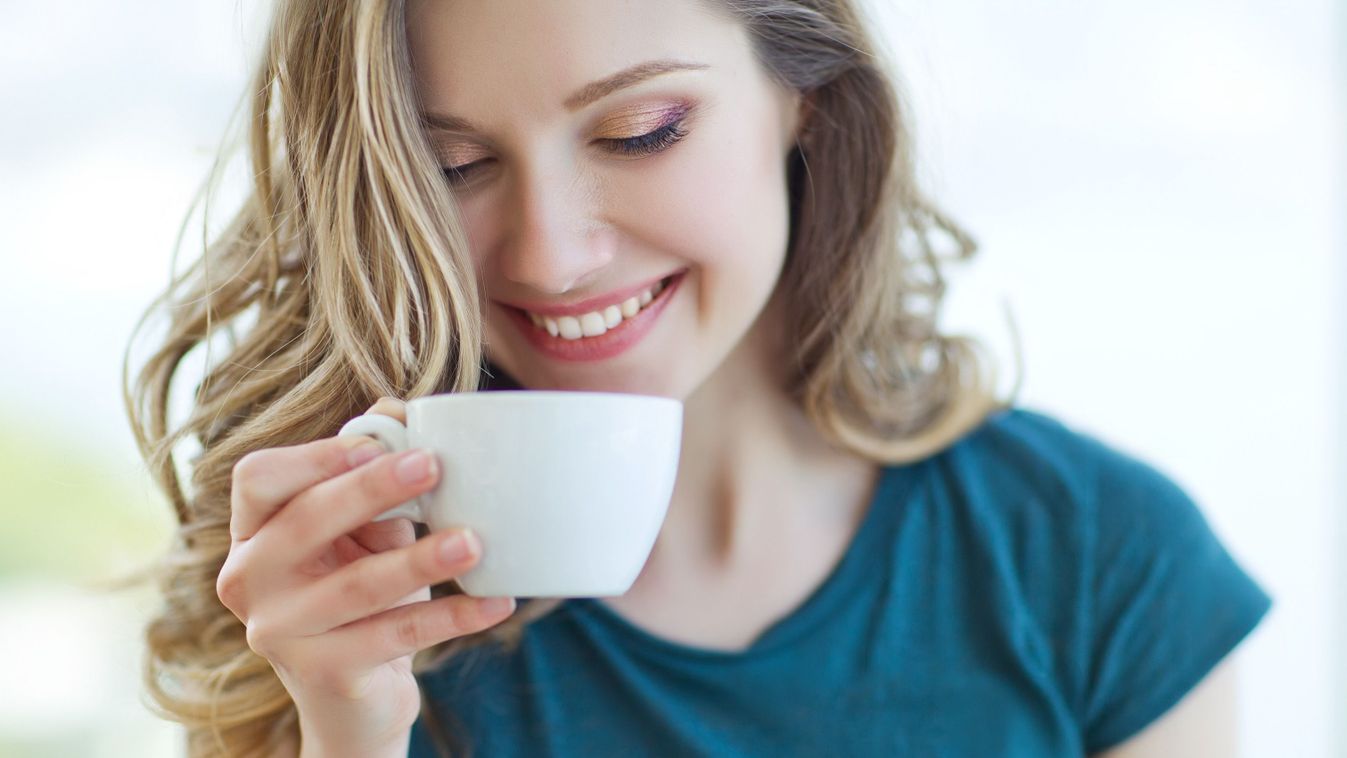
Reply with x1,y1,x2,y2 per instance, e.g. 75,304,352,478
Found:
123,0,1270,756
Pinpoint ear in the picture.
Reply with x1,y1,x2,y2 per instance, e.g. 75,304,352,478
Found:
787,89,816,151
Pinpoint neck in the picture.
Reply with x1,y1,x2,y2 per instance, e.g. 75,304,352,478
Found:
646,296,878,574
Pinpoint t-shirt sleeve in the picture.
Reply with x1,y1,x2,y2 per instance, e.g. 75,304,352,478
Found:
1080,443,1271,753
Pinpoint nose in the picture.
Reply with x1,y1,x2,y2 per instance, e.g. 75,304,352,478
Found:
496,162,614,295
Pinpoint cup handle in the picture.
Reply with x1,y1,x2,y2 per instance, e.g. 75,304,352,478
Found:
337,414,427,524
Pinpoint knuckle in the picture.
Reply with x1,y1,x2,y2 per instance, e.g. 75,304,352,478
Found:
230,451,271,504
244,618,277,660
316,436,360,475
442,597,476,634
354,458,403,504
215,564,243,612
231,450,269,486
389,609,426,651
343,578,386,618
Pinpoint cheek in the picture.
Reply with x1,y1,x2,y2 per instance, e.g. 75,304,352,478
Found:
609,114,791,283
454,196,495,277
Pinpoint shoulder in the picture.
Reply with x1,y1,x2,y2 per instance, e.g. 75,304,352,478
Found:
932,405,1204,537
919,405,1114,538
921,406,1269,752
925,405,1243,607
946,404,1138,486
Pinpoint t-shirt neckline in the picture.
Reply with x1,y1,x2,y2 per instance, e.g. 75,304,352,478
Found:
565,462,919,663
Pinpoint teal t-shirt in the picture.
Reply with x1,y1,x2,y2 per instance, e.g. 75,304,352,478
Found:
409,407,1271,756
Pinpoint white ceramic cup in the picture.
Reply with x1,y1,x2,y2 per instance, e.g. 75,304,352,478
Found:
337,391,682,598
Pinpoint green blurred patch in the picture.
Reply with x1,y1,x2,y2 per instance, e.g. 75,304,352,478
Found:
0,411,175,586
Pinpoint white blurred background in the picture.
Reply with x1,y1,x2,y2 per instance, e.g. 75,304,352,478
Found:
0,1,1340,756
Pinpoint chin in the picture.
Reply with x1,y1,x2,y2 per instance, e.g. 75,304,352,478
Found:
514,368,690,399
482,357,693,399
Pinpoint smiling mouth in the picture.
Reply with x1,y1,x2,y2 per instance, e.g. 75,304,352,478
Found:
513,272,680,340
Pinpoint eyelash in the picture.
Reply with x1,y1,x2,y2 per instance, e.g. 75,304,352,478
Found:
440,118,690,186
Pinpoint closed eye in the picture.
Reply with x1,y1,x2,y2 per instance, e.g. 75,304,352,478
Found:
440,118,690,187
600,119,689,158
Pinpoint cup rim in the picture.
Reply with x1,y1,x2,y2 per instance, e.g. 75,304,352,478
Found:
407,390,682,408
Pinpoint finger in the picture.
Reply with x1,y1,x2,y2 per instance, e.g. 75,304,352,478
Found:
367,396,407,424
229,398,406,542
320,592,517,668
230,435,387,542
275,527,482,636
259,446,440,564
348,515,418,555
327,517,417,569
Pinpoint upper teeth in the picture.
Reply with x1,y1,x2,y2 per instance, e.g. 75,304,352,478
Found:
527,278,667,340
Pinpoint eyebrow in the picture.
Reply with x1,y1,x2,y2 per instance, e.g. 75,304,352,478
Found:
419,58,709,134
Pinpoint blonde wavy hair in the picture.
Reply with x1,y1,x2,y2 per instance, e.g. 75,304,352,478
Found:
122,0,1023,754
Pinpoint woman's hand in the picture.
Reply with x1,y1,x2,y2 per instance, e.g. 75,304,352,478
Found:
215,398,516,757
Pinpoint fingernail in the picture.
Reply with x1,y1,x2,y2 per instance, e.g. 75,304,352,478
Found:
438,529,478,564
346,441,383,468
395,449,435,484
477,596,515,615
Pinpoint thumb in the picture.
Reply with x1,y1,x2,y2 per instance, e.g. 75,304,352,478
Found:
365,396,408,424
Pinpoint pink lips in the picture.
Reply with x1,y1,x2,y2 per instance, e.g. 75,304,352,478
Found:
501,271,684,362
498,272,672,318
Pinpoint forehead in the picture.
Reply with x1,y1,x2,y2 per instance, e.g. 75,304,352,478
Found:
406,0,745,126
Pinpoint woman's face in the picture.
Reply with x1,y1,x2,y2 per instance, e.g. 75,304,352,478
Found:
407,0,804,398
